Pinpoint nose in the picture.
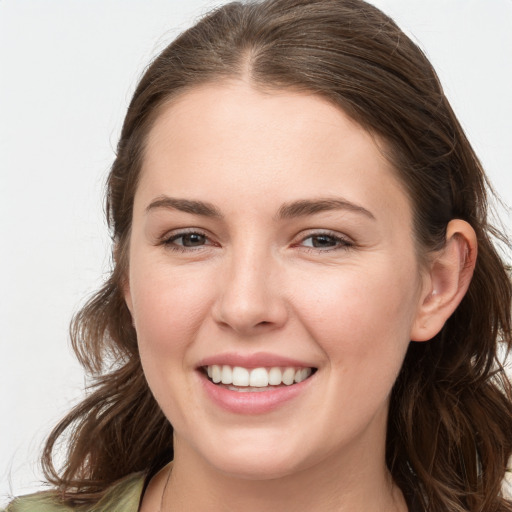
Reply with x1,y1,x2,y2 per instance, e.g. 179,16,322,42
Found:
212,246,288,336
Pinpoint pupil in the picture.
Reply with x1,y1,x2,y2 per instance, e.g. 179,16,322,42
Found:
313,235,335,247
183,233,205,246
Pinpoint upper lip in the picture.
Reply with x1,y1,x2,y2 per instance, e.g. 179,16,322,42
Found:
197,352,316,369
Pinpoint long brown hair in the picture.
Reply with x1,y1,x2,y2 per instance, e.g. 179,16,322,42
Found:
41,1,512,510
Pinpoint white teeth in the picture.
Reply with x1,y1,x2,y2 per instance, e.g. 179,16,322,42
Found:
295,368,312,383
249,368,269,387
268,367,282,385
221,365,232,384
205,364,314,388
282,367,295,385
232,366,250,386
211,365,221,383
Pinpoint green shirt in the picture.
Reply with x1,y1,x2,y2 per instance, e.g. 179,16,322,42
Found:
3,472,145,512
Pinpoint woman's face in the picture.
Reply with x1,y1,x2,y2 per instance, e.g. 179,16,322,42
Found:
125,81,428,479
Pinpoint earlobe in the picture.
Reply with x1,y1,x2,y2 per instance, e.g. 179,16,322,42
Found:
411,219,477,342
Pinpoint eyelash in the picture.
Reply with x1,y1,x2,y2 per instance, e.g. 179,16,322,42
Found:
160,229,353,253
161,229,213,252
294,231,354,253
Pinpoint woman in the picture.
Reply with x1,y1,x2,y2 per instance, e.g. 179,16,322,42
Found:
5,0,512,510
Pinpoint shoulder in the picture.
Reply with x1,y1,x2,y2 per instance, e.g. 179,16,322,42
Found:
2,492,73,512
3,472,146,512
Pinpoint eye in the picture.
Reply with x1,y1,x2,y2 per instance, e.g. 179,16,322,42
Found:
162,230,212,250
173,233,206,247
297,232,353,251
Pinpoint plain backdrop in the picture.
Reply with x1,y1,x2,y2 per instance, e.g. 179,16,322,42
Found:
1,0,511,505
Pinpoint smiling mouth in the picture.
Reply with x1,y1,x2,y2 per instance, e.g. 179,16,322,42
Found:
203,365,316,391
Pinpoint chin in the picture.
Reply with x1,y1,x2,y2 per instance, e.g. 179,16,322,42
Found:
211,452,305,481
187,428,309,480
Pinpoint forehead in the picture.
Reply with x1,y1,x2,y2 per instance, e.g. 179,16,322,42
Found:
137,81,411,225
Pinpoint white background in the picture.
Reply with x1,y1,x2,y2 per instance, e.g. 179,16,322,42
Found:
1,0,511,505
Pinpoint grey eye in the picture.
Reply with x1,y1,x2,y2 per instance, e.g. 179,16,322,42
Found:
303,235,339,248
178,233,207,247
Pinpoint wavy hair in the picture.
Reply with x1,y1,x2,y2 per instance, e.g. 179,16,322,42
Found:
41,1,512,510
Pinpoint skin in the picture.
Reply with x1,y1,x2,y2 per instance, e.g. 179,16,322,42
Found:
125,81,476,511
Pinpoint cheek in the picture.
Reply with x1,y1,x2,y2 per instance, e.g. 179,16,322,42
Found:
129,262,214,424
130,259,214,359
291,260,421,365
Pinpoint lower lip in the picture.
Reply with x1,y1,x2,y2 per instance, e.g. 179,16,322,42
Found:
199,372,314,414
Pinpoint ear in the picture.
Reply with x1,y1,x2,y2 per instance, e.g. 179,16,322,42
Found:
410,219,477,342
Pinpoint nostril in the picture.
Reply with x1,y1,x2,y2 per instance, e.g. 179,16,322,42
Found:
212,286,288,334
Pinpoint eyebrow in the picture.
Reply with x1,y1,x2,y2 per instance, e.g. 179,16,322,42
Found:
145,196,223,218
145,195,375,221
276,198,375,220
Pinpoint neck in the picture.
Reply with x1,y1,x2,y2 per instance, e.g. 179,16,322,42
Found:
161,434,407,512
